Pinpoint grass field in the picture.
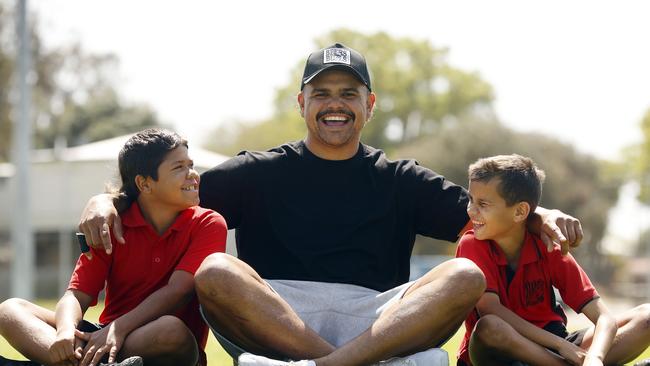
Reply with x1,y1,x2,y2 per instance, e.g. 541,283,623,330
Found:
1,300,649,365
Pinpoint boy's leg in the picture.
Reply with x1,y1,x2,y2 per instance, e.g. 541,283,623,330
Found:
468,315,567,366
117,315,197,366
0,298,59,365
194,253,335,360
311,258,485,366
579,303,650,365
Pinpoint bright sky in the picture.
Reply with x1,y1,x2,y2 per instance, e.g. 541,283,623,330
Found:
30,0,650,161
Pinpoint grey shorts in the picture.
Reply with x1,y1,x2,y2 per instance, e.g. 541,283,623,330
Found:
202,279,414,359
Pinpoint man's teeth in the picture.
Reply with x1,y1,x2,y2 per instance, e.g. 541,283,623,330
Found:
323,116,348,122
182,185,197,191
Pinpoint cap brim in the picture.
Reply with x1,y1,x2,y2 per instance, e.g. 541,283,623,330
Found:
302,64,370,90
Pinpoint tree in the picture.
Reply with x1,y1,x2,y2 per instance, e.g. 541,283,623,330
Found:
205,29,494,155
0,3,17,161
201,29,622,280
0,3,161,162
636,108,650,203
395,117,622,281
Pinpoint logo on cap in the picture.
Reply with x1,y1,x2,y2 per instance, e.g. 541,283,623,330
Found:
323,48,351,65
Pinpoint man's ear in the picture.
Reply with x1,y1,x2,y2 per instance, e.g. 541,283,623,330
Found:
367,92,376,116
364,92,376,123
514,202,531,223
297,92,305,117
135,175,150,194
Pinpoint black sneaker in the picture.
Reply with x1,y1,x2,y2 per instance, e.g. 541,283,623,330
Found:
99,356,143,366
634,359,650,366
0,355,39,366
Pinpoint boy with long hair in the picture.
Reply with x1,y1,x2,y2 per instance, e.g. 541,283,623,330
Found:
0,129,227,366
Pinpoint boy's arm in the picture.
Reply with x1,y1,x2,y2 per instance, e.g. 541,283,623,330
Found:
476,292,586,365
111,269,195,333
75,270,194,366
51,290,94,364
580,299,617,365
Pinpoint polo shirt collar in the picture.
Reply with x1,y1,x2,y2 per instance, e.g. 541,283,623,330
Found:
489,231,541,266
122,203,194,232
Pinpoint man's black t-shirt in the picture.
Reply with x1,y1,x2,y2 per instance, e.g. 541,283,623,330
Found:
199,141,469,291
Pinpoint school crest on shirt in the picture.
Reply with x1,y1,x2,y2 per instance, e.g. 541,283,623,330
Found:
524,279,544,306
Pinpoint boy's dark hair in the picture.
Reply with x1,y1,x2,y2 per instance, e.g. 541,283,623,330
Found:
112,129,188,213
468,154,546,215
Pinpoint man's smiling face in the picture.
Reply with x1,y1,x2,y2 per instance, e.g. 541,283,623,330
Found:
298,69,375,158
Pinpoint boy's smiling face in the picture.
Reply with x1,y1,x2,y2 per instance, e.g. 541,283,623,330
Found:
467,178,522,243
145,145,200,211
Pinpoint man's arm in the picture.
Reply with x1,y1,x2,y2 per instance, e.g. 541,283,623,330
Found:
580,299,617,366
457,206,583,254
75,270,194,365
78,193,124,256
527,206,583,254
476,293,586,365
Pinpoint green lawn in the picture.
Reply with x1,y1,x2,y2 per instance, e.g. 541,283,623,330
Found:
1,301,648,365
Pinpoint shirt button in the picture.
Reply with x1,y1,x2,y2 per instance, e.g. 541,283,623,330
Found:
154,257,161,263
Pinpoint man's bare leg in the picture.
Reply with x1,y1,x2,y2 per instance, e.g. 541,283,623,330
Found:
194,253,335,360
312,258,485,366
468,315,567,366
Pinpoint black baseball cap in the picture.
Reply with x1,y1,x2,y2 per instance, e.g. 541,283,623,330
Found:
301,43,372,91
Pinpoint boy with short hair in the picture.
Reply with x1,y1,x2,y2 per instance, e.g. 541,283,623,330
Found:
456,154,650,366
0,129,227,366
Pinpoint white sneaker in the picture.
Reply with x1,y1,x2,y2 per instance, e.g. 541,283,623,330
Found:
376,348,448,366
238,353,316,366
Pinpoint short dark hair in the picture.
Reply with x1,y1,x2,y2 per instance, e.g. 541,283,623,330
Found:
468,154,546,215
112,128,188,212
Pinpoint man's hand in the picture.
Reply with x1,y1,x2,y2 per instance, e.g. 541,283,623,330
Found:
77,194,125,258
75,323,125,366
534,207,583,255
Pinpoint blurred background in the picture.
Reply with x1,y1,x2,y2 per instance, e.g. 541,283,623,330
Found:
0,0,649,309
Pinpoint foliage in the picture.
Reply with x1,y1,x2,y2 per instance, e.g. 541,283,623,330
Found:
395,117,623,280
636,108,650,203
205,29,494,155
0,4,161,162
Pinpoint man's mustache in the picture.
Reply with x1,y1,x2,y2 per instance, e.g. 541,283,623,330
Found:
316,109,355,121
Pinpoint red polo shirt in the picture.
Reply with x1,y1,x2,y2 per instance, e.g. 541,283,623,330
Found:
69,204,226,365
455,230,598,365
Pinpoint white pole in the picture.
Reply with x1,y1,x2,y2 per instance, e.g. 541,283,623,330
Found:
10,0,34,300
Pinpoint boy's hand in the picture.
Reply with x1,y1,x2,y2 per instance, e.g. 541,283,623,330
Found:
75,323,126,366
583,353,604,366
557,339,587,365
78,194,125,258
538,208,583,255
50,328,80,365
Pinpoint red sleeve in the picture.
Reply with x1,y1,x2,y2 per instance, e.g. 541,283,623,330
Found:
548,248,599,313
175,210,227,275
456,232,500,294
67,247,112,306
